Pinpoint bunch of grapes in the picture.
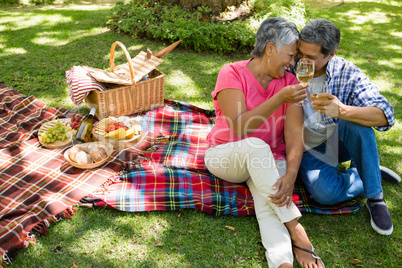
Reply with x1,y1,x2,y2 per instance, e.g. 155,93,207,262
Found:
41,120,72,144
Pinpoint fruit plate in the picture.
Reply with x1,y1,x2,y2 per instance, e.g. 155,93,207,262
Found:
38,118,73,149
92,117,144,149
64,142,114,169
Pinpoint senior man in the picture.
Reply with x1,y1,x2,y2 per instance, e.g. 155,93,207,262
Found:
296,18,400,236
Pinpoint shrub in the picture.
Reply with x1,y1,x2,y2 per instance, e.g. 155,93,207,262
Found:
0,0,56,5
0,0,20,4
106,0,310,53
29,0,55,5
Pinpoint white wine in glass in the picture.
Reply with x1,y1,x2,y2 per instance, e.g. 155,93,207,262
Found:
295,58,315,106
297,72,314,83
310,82,328,129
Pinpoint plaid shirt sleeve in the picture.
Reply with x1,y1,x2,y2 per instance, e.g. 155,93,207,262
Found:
326,56,395,131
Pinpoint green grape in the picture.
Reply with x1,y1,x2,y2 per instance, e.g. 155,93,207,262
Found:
42,121,72,144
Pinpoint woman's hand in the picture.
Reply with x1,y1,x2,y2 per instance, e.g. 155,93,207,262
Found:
268,173,295,208
279,83,309,104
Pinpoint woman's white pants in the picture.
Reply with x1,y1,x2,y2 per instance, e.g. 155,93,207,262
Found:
204,138,301,267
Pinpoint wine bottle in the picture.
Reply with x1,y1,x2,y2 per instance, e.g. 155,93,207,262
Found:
75,108,96,143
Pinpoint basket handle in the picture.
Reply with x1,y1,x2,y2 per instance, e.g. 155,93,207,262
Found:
109,41,135,84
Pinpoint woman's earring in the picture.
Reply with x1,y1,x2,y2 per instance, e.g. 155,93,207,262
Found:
267,59,270,64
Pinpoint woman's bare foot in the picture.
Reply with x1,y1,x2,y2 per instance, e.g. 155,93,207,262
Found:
285,219,324,268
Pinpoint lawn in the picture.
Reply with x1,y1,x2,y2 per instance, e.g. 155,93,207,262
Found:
0,0,401,267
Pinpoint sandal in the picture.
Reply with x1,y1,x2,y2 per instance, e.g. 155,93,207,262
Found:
293,244,325,268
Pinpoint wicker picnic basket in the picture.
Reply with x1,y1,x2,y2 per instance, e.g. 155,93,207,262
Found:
85,69,165,120
84,41,175,120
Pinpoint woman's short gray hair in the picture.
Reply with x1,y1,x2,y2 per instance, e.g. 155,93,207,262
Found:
300,19,340,57
251,17,299,58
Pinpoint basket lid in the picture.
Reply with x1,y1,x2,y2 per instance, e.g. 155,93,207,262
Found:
85,51,163,86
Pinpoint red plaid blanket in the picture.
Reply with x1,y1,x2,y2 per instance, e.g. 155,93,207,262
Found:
87,99,363,216
0,86,363,266
0,86,122,266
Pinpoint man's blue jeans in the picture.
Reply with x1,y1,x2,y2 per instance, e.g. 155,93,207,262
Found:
299,120,383,205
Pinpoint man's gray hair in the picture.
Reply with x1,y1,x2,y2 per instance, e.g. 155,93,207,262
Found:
300,19,341,57
251,17,299,58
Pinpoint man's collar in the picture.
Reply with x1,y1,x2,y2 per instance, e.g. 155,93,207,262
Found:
325,55,338,78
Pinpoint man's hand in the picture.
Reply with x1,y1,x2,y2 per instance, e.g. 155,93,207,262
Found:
268,174,295,208
311,92,341,118
312,92,389,127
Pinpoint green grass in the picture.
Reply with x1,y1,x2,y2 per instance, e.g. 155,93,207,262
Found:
0,0,401,267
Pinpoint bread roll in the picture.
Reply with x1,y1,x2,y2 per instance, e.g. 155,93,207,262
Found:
75,151,93,164
69,146,84,163
89,146,108,162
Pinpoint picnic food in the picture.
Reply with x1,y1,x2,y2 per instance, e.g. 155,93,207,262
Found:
103,117,142,140
75,151,93,164
68,143,110,164
65,142,114,169
38,118,75,149
68,146,84,162
88,143,108,162
125,126,137,139
104,127,126,140
105,121,128,133
40,120,72,144
67,114,85,130
92,117,143,149
75,108,96,143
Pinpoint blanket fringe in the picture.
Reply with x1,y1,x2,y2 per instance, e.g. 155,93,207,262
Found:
1,206,77,266
1,232,36,266
77,197,95,208
91,175,122,195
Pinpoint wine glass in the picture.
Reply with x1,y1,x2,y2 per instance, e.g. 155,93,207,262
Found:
295,58,315,106
310,82,328,129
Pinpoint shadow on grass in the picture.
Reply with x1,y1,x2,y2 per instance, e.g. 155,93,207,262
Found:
312,1,401,88
15,208,265,267
0,1,400,109
2,1,401,267
375,91,402,174
0,7,244,111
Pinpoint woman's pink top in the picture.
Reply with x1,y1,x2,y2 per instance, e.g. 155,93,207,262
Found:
207,59,298,160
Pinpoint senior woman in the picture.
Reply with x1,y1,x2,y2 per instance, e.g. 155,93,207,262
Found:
204,17,325,268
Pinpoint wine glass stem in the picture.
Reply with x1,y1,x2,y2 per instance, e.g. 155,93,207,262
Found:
316,113,322,127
